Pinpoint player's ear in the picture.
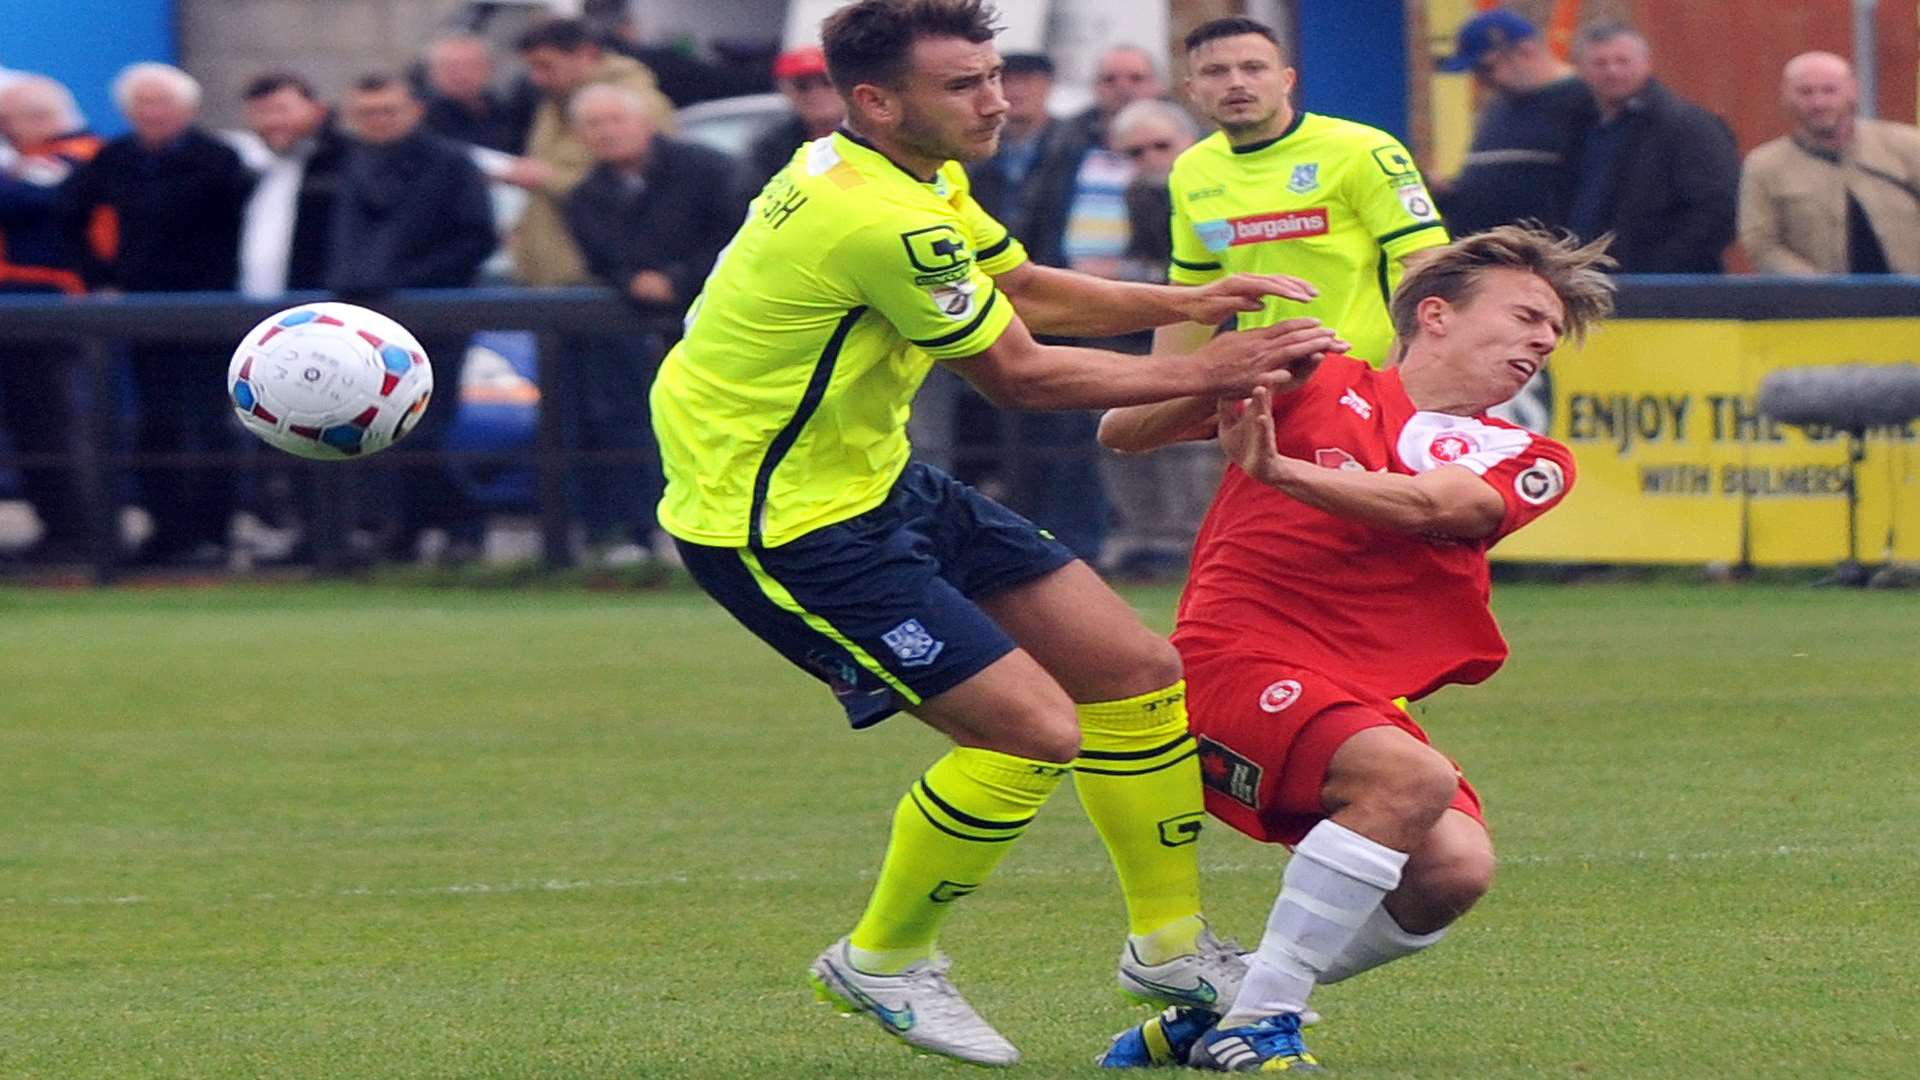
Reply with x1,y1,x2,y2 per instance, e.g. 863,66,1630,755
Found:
1415,295,1452,338
849,82,896,126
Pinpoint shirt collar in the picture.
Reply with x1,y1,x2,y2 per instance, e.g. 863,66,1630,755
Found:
1230,110,1309,156
835,127,947,187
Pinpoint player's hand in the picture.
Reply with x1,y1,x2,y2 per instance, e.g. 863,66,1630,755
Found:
1175,273,1319,325
1194,317,1348,398
1217,386,1289,486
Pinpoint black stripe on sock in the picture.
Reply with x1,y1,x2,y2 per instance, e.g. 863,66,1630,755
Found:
1071,746,1199,777
916,778,1034,831
909,789,1026,843
1075,732,1194,762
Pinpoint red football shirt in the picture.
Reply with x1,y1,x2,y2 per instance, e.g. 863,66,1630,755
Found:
1173,355,1574,704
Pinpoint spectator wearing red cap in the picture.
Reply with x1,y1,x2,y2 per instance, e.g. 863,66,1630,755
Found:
739,44,844,199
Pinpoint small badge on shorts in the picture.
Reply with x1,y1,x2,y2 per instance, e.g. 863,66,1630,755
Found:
1197,736,1263,809
882,618,944,667
1258,678,1304,713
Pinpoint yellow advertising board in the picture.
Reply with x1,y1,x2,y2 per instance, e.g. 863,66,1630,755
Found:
1495,318,1920,565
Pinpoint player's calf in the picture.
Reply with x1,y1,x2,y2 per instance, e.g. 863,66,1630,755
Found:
1387,810,1495,933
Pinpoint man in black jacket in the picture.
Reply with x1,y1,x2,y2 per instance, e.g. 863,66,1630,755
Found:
61,62,256,566
1568,21,1739,273
420,35,528,154
331,72,497,562
564,83,741,564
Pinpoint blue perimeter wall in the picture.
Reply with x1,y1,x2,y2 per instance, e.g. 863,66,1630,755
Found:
0,0,176,138
1295,0,1410,142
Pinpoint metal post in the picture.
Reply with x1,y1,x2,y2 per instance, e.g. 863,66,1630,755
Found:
534,331,574,568
1854,0,1880,119
74,337,118,585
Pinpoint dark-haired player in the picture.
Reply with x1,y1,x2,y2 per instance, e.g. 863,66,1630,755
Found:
649,0,1342,1066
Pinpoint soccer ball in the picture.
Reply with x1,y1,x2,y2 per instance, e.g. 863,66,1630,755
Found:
227,302,434,460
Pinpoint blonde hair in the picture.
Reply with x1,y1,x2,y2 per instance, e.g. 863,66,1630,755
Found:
1390,225,1617,349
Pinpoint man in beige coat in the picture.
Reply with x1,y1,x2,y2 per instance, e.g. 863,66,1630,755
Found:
504,17,674,286
1740,51,1920,274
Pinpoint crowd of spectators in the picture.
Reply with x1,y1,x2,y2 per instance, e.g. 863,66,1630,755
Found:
2,7,1918,576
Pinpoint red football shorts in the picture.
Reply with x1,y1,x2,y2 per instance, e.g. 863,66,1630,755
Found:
1181,651,1484,846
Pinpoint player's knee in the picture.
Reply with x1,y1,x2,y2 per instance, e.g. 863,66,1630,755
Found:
982,705,1081,764
1020,716,1083,764
1137,636,1184,692
1332,735,1458,831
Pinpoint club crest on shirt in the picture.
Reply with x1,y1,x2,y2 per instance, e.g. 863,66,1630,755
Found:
1258,678,1304,713
1429,432,1480,463
1287,162,1320,194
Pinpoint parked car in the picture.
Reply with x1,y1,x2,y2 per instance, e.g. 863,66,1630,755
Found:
674,92,789,160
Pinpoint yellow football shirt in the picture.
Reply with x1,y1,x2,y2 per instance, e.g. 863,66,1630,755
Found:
651,131,1027,548
1168,111,1450,364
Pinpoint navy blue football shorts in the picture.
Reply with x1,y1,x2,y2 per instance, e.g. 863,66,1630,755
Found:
675,462,1079,728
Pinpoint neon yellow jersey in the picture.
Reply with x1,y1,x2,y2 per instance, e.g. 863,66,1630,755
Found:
651,131,1026,548
1168,111,1450,365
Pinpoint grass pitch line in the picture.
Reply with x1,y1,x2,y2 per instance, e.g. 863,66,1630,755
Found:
8,842,1904,910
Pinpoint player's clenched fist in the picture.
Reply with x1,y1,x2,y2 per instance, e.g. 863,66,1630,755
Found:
1194,318,1348,397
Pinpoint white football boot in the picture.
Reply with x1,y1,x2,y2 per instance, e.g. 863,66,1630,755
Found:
809,937,1020,1067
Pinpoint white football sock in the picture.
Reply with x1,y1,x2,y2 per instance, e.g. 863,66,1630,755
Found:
1218,820,1406,1028
1317,902,1448,984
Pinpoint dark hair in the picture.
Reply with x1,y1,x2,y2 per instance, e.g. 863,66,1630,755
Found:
1390,225,1617,349
243,72,317,102
1184,16,1282,54
350,72,413,97
515,17,596,54
821,0,1001,91
1002,52,1055,79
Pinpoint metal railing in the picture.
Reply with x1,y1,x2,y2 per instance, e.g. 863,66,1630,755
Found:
0,286,674,582
4,276,1919,583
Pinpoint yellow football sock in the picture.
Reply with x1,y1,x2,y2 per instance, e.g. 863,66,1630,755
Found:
846,746,1066,973
1072,681,1207,957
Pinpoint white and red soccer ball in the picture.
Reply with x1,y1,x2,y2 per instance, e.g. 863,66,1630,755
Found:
228,302,433,460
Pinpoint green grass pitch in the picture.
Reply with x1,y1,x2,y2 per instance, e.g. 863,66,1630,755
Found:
2,582,1915,1077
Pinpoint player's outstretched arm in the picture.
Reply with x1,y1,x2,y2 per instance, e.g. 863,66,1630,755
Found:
945,312,1339,413
1097,319,1341,454
1220,387,1506,538
993,261,1317,337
